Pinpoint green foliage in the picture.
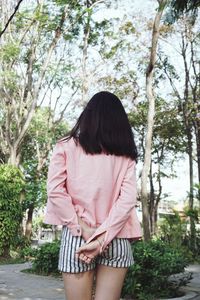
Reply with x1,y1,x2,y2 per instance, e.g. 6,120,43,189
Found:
11,235,31,252
185,207,199,220
19,246,38,260
122,239,189,300
0,165,25,257
21,107,68,213
158,211,199,260
170,0,200,13
158,210,188,247
31,241,60,275
0,42,20,63
166,0,199,24
129,97,186,163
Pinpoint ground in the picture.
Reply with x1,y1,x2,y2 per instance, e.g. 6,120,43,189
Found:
0,263,64,300
0,263,200,300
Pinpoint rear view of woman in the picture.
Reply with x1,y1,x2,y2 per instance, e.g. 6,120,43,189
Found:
44,91,142,300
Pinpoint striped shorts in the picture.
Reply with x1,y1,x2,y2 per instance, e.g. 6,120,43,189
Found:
58,226,134,273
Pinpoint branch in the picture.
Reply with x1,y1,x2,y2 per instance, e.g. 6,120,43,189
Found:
90,0,105,9
159,56,182,101
54,87,79,124
14,7,68,149
0,0,24,39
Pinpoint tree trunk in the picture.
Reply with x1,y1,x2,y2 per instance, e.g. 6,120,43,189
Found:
81,4,91,105
8,145,19,166
187,127,196,250
181,30,196,251
1,247,10,259
195,121,200,202
153,203,158,234
149,160,155,234
141,0,167,241
25,204,34,239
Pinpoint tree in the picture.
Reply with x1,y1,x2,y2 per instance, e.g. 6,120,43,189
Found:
0,0,24,38
141,0,168,241
0,165,24,257
21,107,68,239
159,14,200,250
129,97,185,234
0,0,76,165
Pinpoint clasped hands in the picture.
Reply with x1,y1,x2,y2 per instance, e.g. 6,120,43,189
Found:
76,217,106,264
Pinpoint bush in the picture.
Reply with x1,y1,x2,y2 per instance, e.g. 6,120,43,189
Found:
25,238,189,299
158,210,198,261
31,241,60,275
158,210,188,248
122,239,189,300
0,164,25,257
19,246,38,260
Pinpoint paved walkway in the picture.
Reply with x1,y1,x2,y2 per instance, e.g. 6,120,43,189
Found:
0,263,65,300
183,265,200,300
0,263,200,300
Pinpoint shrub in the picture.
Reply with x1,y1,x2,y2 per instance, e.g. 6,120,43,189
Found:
158,210,187,248
31,241,60,275
158,210,198,261
0,164,25,257
19,246,38,260
122,239,189,300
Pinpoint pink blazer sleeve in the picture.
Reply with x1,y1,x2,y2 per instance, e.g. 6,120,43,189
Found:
44,142,81,236
86,159,137,250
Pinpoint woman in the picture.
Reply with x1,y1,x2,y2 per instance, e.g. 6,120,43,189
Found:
44,91,142,300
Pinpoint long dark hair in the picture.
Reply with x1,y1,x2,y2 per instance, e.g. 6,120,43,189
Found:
67,91,138,160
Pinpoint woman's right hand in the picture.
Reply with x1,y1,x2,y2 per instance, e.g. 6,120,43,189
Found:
75,240,101,264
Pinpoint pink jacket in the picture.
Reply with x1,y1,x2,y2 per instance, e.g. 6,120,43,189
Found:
44,138,142,249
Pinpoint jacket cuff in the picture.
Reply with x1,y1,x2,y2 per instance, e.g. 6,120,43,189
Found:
86,226,108,251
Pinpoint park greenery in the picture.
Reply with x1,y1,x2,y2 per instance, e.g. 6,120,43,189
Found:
0,0,200,299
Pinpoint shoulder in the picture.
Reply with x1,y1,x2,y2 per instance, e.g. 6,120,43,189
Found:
55,137,79,155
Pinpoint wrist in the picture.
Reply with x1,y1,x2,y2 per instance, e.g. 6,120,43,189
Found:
96,238,103,248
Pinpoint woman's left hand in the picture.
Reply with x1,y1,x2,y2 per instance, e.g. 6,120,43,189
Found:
78,217,96,241
75,240,101,264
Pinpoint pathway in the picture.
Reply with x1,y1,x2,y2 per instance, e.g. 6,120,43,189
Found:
0,263,65,300
0,263,200,300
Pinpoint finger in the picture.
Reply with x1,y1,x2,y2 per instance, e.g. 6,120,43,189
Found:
85,257,92,264
82,257,90,264
79,253,86,262
76,244,88,254
75,247,83,254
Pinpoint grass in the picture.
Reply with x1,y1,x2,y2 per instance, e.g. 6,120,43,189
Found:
21,267,61,278
0,257,26,265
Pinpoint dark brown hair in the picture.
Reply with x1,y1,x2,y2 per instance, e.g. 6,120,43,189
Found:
67,91,137,160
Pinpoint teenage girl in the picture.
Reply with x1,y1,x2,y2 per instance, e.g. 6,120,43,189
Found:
44,91,142,300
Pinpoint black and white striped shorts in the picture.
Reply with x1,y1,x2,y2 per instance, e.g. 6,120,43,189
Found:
58,226,134,273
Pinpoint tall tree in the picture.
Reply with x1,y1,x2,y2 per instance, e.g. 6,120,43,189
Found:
0,1,70,165
159,15,200,249
21,107,68,239
141,0,168,241
129,98,185,235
